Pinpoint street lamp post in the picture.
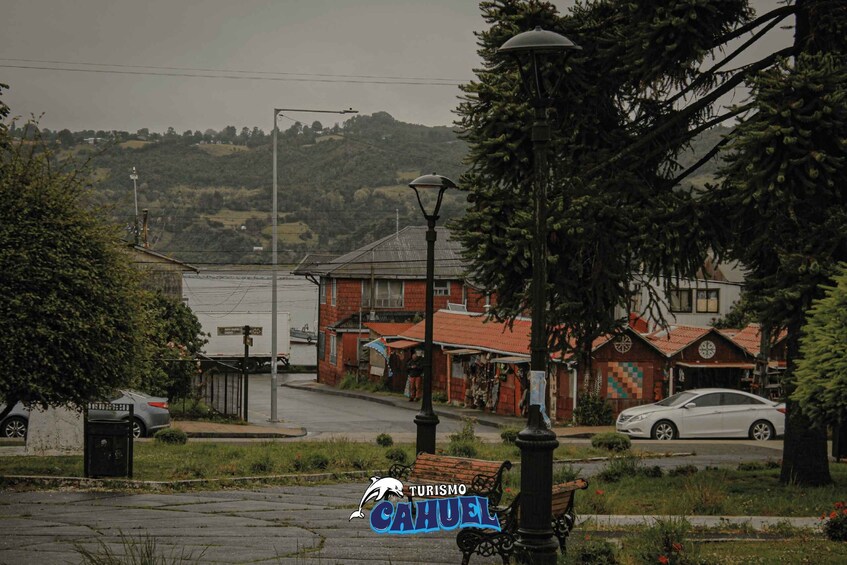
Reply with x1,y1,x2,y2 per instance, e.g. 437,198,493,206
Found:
498,26,581,564
270,107,357,423
130,167,139,245
408,173,456,454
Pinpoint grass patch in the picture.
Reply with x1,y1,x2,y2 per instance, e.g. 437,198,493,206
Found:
118,140,152,149
579,463,847,517
195,143,249,156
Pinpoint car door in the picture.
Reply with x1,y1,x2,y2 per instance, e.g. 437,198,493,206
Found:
680,393,723,438
720,392,764,437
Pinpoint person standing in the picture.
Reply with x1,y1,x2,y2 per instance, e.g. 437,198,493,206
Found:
407,349,423,402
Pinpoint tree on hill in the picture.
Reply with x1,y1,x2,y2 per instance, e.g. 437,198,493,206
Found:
0,89,147,420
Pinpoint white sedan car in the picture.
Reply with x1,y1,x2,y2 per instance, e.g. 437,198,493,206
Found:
616,388,785,441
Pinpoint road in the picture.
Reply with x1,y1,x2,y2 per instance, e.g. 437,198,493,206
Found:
245,373,468,442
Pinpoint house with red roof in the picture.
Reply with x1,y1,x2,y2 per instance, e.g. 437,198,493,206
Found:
293,227,492,386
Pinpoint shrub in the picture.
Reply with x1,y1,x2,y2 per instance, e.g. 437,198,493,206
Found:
432,391,447,403
596,456,643,483
376,433,394,447
668,465,699,477
821,501,847,542
500,426,520,444
447,440,478,458
574,393,614,426
553,464,580,484
591,432,632,452
249,455,274,474
449,418,479,443
307,453,329,470
633,517,704,565
568,538,619,564
642,465,664,478
385,448,408,464
153,428,188,445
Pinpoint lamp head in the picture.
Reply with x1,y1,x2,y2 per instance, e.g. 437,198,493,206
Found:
408,173,457,220
498,26,581,105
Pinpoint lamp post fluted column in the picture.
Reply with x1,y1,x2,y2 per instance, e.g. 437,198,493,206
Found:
498,26,581,565
409,173,456,454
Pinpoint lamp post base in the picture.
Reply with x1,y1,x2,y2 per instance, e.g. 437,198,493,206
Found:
414,411,439,454
514,407,559,564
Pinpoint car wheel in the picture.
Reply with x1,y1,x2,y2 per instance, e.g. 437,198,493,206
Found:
651,420,677,441
132,419,146,439
749,420,775,441
2,416,27,439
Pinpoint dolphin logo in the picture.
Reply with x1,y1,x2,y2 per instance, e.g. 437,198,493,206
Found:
349,476,404,521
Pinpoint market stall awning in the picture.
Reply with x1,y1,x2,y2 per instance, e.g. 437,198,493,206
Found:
675,362,755,369
445,348,481,356
385,339,421,350
491,356,530,364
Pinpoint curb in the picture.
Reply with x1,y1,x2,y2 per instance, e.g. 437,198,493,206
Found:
181,429,307,439
282,381,521,429
0,468,378,490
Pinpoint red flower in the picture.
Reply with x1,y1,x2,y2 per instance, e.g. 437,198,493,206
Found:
672,542,683,552
831,511,838,519
595,489,605,495
658,556,669,564
836,502,844,509
505,488,512,493
843,509,847,516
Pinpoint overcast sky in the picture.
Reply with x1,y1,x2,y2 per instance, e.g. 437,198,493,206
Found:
1,0,791,134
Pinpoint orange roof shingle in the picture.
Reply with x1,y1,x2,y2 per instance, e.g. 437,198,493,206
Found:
646,325,711,356
400,311,532,356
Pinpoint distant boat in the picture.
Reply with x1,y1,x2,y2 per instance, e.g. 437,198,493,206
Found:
290,324,318,343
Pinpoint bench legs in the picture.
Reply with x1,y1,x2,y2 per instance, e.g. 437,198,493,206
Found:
457,529,514,565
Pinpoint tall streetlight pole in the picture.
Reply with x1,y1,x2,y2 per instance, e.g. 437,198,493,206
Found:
130,167,139,245
408,173,456,454
498,26,581,565
270,107,357,423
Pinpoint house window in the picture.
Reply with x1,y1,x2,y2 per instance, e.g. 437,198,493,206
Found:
329,334,337,364
319,278,327,304
362,280,404,308
669,289,693,313
696,289,719,313
317,332,325,360
331,279,337,306
433,281,450,296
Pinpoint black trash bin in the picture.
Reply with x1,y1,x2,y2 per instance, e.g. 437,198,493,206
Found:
84,403,134,478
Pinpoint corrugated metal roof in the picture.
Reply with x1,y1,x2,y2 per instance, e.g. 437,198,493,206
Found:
292,226,465,279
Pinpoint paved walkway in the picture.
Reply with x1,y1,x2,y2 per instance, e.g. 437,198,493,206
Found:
0,482,821,565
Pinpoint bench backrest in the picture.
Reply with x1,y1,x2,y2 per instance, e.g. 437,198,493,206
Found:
550,479,588,515
408,453,511,489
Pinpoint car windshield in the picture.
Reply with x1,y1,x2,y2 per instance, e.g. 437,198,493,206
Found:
655,391,697,407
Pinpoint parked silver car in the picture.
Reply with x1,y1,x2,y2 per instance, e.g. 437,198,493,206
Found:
616,388,785,441
1,390,171,440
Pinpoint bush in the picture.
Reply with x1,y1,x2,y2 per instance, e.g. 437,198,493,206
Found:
553,464,580,484
385,448,408,464
596,456,643,483
307,453,329,470
591,432,632,452
376,433,394,447
574,393,614,426
447,440,478,458
500,426,520,444
821,501,847,542
449,418,479,443
250,455,274,474
668,465,699,477
153,428,188,445
568,538,619,564
432,391,447,403
632,517,705,565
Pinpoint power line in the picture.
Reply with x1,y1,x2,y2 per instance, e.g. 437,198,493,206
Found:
0,57,467,83
0,63,463,87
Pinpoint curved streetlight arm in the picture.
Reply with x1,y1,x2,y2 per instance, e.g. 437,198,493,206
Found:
410,185,447,222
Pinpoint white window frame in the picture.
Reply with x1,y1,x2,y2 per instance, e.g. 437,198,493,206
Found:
696,288,720,313
329,334,337,364
319,278,327,304
331,278,337,306
362,279,404,308
669,288,693,313
433,280,450,296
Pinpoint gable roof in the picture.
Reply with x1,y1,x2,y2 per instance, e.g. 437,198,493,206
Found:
129,244,199,272
292,226,465,280
399,310,532,357
719,324,788,356
645,325,712,356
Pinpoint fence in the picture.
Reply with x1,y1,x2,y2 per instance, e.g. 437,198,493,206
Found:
196,355,243,419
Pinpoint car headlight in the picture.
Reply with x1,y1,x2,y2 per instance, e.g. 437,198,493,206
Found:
629,413,649,423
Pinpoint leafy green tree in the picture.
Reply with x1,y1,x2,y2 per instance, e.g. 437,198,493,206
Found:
137,292,206,400
0,104,147,421
793,263,847,428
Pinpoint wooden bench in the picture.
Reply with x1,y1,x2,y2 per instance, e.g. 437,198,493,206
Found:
387,452,512,508
455,478,589,565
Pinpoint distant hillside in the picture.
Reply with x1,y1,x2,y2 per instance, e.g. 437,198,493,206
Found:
44,115,731,266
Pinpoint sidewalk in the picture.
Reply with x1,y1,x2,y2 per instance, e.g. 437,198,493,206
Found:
282,378,614,438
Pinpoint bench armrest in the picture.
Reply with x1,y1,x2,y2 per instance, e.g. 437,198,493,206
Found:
388,462,412,481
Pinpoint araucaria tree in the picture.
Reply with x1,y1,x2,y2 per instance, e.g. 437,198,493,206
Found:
457,0,846,486
0,84,147,421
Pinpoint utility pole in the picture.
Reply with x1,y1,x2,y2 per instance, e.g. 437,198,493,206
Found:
130,167,139,245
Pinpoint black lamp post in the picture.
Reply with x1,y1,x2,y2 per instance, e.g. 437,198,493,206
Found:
499,26,581,564
409,173,457,454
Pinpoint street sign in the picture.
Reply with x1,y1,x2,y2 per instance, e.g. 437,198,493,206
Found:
218,326,262,336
